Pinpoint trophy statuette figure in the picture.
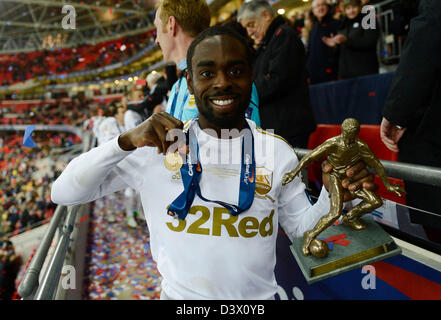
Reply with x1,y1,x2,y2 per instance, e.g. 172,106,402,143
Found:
282,118,405,258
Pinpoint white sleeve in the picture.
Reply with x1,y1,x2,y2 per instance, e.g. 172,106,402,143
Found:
51,136,143,206
277,150,331,242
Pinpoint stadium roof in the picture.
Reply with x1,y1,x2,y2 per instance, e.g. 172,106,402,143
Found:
0,0,158,54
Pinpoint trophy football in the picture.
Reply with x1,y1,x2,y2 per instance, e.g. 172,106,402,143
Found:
282,118,405,284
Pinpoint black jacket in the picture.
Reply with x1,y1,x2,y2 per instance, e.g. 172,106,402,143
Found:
383,0,441,149
307,14,342,84
127,76,169,119
337,13,380,79
254,16,316,144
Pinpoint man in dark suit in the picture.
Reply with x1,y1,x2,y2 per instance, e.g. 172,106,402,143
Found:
381,0,441,243
238,0,316,148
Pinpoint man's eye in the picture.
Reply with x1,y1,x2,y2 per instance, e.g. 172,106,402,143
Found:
200,71,213,78
230,68,242,76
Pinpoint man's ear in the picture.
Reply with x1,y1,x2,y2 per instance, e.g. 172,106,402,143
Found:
168,15,177,36
261,10,272,22
186,70,194,94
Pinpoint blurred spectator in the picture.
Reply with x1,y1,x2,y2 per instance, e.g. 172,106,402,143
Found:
146,72,170,115
124,89,146,127
98,101,126,145
0,239,22,300
238,0,316,148
322,0,380,79
301,10,314,48
127,72,170,118
381,0,441,243
307,0,342,84
289,11,306,36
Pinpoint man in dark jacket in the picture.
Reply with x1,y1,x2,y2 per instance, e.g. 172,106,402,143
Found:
380,0,441,242
307,0,342,84
126,73,170,120
238,0,316,148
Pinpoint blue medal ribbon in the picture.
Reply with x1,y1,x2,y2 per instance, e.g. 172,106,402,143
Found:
168,119,256,220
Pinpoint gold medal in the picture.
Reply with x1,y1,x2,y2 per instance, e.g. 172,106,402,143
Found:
164,152,183,171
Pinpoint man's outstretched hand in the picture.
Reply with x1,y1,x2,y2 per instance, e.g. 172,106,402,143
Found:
380,117,406,152
118,112,184,154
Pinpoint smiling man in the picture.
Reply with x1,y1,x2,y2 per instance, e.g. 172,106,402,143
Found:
155,0,261,126
51,26,375,300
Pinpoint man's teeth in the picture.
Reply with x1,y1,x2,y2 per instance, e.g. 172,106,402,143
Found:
212,99,234,106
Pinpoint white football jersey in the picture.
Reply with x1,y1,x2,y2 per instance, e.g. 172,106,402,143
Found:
51,119,330,299
91,115,105,139
97,117,124,145
124,109,143,131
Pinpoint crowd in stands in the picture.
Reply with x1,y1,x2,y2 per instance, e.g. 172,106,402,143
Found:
0,131,77,237
284,0,418,83
0,96,101,127
0,31,155,86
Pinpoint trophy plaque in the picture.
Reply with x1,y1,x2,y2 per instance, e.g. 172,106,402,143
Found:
290,215,402,284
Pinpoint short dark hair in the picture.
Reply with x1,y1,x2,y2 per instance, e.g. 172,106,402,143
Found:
343,0,362,9
186,26,254,75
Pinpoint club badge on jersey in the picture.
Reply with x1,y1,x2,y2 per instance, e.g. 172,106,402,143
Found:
167,119,256,220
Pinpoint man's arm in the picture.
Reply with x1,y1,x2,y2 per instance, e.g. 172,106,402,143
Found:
51,113,184,206
51,137,137,206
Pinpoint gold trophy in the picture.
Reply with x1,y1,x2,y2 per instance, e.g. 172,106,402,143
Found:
283,118,405,283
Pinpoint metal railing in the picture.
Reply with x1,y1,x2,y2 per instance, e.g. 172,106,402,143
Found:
17,205,66,299
34,206,79,300
17,131,94,300
295,148,441,188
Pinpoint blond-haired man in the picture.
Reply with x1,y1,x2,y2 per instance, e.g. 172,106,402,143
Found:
154,0,210,121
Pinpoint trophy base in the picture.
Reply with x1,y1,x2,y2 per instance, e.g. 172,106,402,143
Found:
290,215,402,284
